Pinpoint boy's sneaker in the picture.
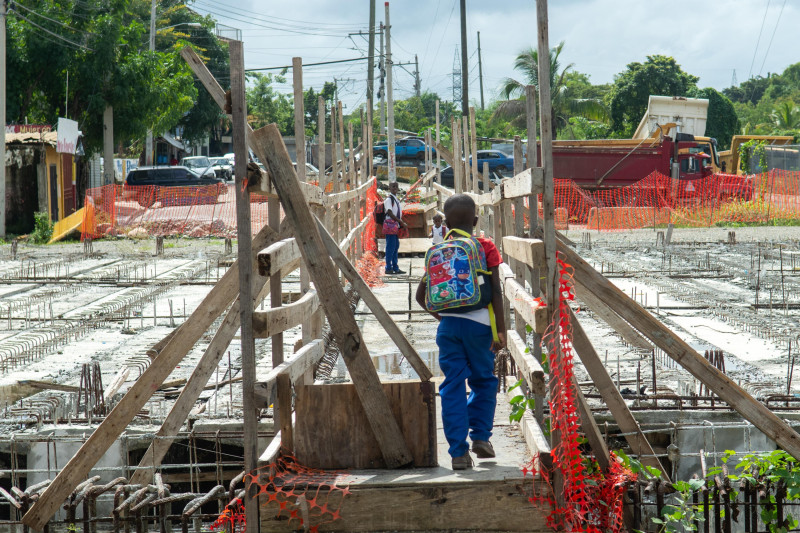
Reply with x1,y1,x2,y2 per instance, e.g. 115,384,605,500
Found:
472,440,495,459
451,452,473,470
393,269,406,275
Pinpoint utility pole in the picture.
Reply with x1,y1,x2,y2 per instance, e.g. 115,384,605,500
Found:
414,54,420,97
145,0,156,166
0,0,6,237
385,1,396,183
477,31,485,111
367,0,376,106
378,22,385,135
459,0,468,117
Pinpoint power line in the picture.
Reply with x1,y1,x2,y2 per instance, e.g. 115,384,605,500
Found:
758,0,788,77
8,8,93,50
747,0,771,81
10,1,95,35
419,0,441,76
425,0,457,87
245,57,368,72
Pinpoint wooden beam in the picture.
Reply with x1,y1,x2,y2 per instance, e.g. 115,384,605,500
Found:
502,168,544,200
21,225,282,531
257,238,301,277
253,123,413,468
314,216,433,382
434,141,454,168
130,267,275,486
560,239,800,462
571,374,610,471
568,306,669,480
253,289,319,339
432,181,454,199
253,340,325,407
502,236,545,271
323,177,375,207
229,40,259,530
499,263,547,334
572,278,652,351
506,330,545,396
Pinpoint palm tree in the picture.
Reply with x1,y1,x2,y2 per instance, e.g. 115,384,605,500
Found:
771,101,800,130
493,41,608,138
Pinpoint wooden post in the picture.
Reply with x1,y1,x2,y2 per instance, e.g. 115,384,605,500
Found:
318,96,327,190
526,85,537,233
512,136,524,237
469,107,478,193
293,58,312,350
462,115,470,194
535,0,562,512
435,100,441,184
453,119,462,194
366,98,373,178
338,101,346,192
230,39,260,529
254,124,413,468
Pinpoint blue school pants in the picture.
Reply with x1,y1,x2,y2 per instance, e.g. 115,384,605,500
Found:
385,234,399,272
436,316,497,458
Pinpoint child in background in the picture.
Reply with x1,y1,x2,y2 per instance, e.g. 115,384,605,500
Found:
429,213,446,244
416,194,506,470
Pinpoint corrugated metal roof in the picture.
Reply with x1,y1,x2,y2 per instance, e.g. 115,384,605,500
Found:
5,131,58,146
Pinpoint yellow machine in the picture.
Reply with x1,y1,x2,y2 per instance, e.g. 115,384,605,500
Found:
717,135,795,174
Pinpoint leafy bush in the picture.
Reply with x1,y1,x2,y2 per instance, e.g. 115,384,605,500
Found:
30,212,53,244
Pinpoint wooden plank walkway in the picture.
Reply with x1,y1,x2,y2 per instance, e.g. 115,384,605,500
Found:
261,381,550,532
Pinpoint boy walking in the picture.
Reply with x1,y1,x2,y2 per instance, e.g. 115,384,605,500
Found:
416,194,506,470
383,181,407,275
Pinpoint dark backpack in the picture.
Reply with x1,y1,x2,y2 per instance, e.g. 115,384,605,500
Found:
374,195,397,225
373,201,386,225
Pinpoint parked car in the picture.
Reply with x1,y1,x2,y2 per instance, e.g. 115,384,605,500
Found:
438,166,503,191
209,157,233,181
470,150,515,174
223,152,235,166
180,156,217,178
373,137,436,161
125,166,227,208
292,161,320,180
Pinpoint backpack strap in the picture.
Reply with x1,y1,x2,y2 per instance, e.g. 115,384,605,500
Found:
445,227,472,239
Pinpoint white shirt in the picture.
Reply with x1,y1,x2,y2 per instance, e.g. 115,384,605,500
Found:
384,194,401,219
431,225,445,244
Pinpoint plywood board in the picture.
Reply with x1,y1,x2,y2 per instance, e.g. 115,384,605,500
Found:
295,381,437,469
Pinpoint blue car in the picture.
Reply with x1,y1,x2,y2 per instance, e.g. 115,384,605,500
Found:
470,150,514,174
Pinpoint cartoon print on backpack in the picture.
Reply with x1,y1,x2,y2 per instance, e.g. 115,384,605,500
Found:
448,255,474,299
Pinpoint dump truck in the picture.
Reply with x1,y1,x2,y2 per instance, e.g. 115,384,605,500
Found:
632,95,722,173
546,133,712,191
717,135,795,174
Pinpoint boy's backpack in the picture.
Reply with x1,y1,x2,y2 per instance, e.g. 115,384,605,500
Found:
423,228,492,313
373,195,397,225
373,201,386,225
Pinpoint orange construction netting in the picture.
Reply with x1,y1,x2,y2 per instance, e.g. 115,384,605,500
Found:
541,169,800,230
82,180,381,243
523,253,635,531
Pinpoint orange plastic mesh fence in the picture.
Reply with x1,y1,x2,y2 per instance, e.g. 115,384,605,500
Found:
82,180,380,242
539,170,800,230
523,254,636,531
245,455,351,532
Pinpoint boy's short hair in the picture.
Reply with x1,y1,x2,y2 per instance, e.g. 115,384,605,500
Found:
443,194,476,227
433,213,443,221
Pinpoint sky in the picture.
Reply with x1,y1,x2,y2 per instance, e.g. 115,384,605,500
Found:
189,0,799,112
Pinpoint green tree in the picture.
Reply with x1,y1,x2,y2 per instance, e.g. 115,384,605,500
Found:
5,0,221,155
771,101,800,129
687,87,739,150
608,55,699,136
246,73,294,135
493,41,608,138
303,82,336,138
